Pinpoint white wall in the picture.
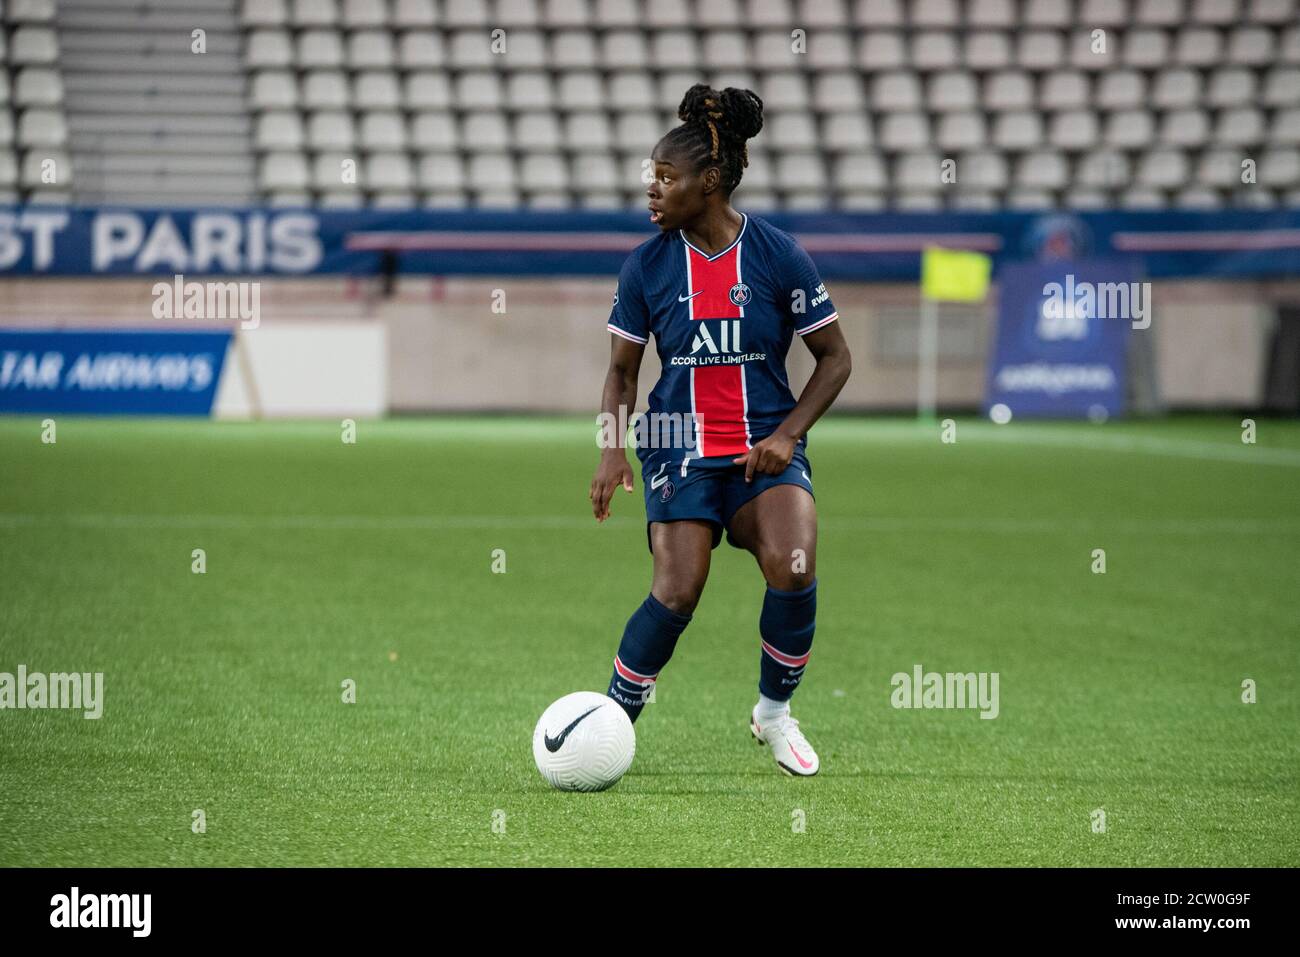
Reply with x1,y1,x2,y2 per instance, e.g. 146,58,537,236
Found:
215,320,387,419
1,275,1295,413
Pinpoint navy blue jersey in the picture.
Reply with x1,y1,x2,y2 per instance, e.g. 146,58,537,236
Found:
607,212,838,460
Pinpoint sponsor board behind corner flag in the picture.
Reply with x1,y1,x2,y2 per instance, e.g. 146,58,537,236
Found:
921,247,992,303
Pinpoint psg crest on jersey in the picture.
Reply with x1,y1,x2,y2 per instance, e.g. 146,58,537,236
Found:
728,282,752,306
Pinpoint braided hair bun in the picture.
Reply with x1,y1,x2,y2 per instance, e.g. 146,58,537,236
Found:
661,83,764,195
677,84,765,152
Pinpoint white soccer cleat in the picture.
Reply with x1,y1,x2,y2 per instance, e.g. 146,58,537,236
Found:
750,706,820,777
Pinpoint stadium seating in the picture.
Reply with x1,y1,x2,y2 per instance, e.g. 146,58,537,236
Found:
2,0,1299,209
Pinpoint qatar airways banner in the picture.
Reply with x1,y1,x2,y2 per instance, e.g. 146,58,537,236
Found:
1,206,1299,279
0,329,231,415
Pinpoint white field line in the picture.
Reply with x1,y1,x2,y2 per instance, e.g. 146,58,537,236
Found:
9,418,1299,467
268,420,1300,467
800,421,1300,467
0,513,1296,535
956,426,1300,468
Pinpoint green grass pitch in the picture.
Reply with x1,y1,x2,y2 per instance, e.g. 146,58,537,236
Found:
1,414,1297,867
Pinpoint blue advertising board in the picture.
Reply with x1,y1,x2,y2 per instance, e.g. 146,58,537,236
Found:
985,259,1141,419
1,206,1298,280
0,329,231,415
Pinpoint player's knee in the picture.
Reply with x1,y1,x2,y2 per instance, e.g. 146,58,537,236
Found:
767,569,815,592
652,579,705,615
759,546,815,592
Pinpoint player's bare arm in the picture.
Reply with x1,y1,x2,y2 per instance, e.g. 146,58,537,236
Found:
590,332,645,522
733,321,852,482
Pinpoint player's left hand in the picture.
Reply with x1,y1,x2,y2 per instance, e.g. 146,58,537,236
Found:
733,432,796,483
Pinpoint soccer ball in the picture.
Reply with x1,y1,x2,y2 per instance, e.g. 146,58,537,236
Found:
532,691,636,792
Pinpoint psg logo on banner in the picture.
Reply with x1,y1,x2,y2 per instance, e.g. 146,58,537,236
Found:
729,283,751,306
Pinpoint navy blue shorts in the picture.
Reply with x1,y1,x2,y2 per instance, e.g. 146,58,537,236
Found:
639,447,814,554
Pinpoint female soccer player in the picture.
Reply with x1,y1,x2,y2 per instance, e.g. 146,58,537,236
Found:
589,85,852,777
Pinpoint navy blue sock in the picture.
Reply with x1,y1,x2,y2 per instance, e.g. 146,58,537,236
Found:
758,579,817,702
606,593,692,723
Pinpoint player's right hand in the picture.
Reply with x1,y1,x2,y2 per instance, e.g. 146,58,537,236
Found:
590,457,635,522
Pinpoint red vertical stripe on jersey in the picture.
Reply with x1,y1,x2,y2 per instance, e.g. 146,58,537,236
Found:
686,242,748,456
694,365,749,457
687,246,744,321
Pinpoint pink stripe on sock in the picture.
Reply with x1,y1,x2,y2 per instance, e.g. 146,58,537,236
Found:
614,656,657,684
761,640,810,668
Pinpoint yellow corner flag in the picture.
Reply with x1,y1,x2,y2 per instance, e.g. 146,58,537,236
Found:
921,247,992,303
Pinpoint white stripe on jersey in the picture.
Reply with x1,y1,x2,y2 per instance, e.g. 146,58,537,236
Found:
685,240,697,455
735,239,746,320
688,365,698,465
741,363,752,450
736,240,751,448
607,323,648,344
795,311,839,336
684,242,696,323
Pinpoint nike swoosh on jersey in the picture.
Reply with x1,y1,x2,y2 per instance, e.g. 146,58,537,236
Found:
677,291,703,302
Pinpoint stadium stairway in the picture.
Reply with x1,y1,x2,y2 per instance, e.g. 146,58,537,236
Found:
56,0,256,205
